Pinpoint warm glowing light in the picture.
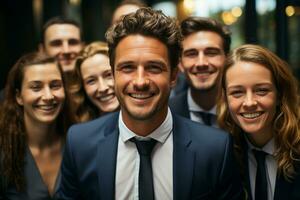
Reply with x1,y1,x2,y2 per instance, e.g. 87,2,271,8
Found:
183,0,196,14
222,11,237,25
69,0,81,6
286,6,295,17
231,7,242,17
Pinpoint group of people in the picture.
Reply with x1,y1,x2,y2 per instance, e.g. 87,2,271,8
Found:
0,0,300,200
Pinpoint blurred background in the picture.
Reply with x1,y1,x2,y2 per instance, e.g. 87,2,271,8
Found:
0,0,299,89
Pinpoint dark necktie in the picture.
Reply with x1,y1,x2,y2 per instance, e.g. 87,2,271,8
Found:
131,138,157,200
195,112,212,126
253,150,268,200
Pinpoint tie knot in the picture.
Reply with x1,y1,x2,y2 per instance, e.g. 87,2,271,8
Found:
131,138,157,156
253,149,267,163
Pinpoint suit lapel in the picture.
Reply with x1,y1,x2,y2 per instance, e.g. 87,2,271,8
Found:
241,138,253,200
274,174,292,200
172,115,194,200
180,92,190,119
97,120,119,200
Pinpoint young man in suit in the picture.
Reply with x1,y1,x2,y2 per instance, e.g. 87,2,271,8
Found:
56,8,243,200
39,17,84,72
169,17,231,127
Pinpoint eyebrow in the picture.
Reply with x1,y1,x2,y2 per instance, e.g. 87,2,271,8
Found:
227,82,273,89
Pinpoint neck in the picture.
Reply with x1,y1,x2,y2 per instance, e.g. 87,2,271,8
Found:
122,107,168,137
25,118,60,149
246,131,273,148
190,86,218,111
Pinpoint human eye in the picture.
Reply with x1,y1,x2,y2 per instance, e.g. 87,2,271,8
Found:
85,77,96,85
104,70,113,79
119,64,135,73
147,64,164,74
255,87,270,96
205,48,222,57
183,49,198,58
50,80,63,90
68,39,80,46
29,82,42,91
49,40,62,47
228,89,244,98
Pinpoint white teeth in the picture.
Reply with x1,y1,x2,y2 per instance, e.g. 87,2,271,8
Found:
130,93,152,99
37,104,57,111
99,94,114,102
241,112,262,119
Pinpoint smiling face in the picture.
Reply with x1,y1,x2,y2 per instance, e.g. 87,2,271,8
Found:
43,24,83,72
16,63,65,126
180,31,226,92
81,53,119,113
114,34,177,128
225,61,277,146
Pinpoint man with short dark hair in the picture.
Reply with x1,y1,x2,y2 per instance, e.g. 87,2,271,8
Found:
56,8,243,200
39,17,84,72
170,17,231,127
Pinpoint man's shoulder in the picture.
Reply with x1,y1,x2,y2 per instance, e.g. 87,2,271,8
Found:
67,112,119,141
169,90,187,105
173,114,230,142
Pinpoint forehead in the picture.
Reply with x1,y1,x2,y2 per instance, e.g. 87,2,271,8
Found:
45,24,81,41
226,61,273,87
23,63,62,81
81,54,111,73
182,31,224,50
115,35,169,64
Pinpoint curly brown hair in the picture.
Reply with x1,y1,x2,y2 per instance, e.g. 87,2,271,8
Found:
217,44,300,180
0,52,71,191
106,7,183,73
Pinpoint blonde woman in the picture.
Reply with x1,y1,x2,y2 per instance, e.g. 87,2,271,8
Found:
69,41,119,122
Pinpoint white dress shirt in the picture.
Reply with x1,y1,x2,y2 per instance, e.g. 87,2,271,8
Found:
187,88,218,127
115,108,173,200
246,137,277,200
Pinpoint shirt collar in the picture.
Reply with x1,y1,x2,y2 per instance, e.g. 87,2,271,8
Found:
187,87,216,115
118,108,173,144
245,135,275,156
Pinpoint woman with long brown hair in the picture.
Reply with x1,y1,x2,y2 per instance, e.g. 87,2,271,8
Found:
0,52,71,199
218,44,300,200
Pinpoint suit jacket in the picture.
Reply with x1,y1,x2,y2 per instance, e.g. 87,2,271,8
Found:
240,138,300,200
169,91,190,119
56,112,244,200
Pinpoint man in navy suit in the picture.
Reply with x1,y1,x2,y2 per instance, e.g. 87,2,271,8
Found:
169,17,231,127
56,8,243,200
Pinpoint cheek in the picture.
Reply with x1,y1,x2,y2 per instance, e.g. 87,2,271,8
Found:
84,84,97,97
227,97,241,118
181,58,194,69
56,90,66,102
106,79,115,88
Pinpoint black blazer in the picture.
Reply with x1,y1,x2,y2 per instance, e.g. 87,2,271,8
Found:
169,91,190,119
56,112,244,200
241,139,300,200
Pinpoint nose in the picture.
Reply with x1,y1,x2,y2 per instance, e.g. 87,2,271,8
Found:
243,92,257,107
97,77,109,93
42,87,54,101
132,66,150,90
62,41,70,53
196,52,209,67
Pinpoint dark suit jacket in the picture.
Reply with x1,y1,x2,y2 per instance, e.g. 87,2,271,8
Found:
241,139,300,200
56,112,244,200
169,91,190,119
